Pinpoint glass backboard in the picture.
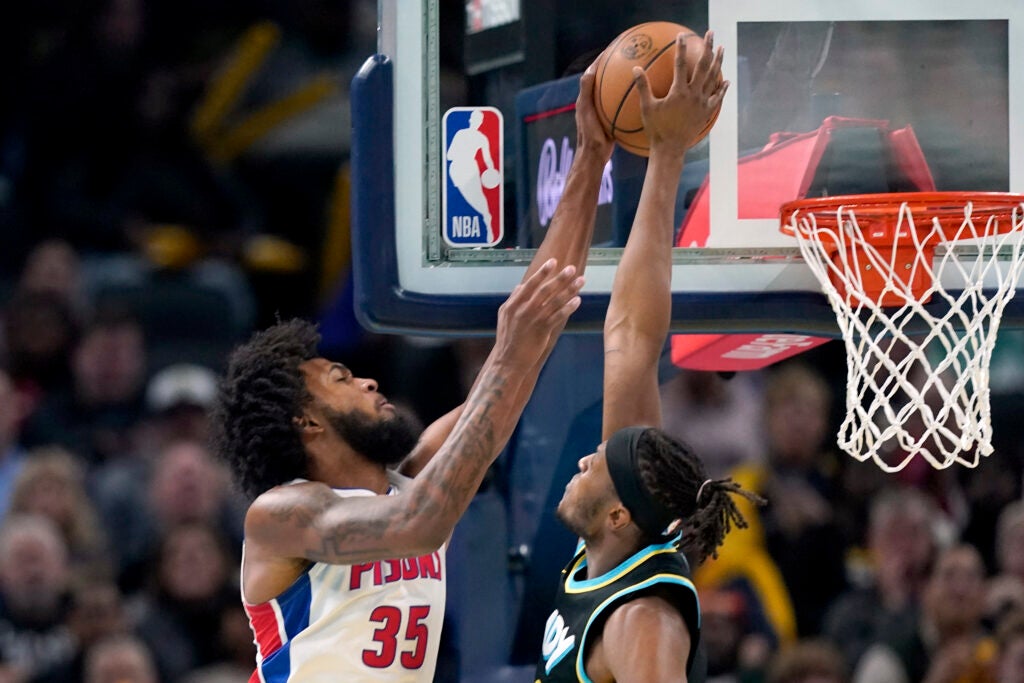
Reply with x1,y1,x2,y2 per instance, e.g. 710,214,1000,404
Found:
351,0,1024,336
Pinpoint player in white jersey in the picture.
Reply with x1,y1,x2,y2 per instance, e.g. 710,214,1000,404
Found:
210,66,616,682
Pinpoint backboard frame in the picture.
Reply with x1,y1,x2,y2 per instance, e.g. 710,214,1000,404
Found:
352,0,1024,336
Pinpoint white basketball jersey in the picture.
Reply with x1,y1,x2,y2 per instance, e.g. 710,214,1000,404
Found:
242,472,447,682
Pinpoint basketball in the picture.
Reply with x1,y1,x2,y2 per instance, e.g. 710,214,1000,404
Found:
594,21,721,156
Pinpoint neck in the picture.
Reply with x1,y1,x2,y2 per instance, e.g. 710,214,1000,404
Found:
307,440,391,494
582,535,643,578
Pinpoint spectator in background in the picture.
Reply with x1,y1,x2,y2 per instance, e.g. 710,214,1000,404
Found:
92,438,242,592
659,370,766,479
703,587,773,683
0,515,74,680
853,543,996,683
766,640,847,683
138,363,218,451
82,635,158,683
698,362,847,639
7,447,111,579
994,611,1024,683
24,307,146,464
8,239,86,402
16,240,84,316
90,362,222,588
823,487,940,672
32,578,129,683
133,522,240,682
746,363,848,636
986,502,1024,628
0,368,28,518
146,440,242,541
2,291,78,397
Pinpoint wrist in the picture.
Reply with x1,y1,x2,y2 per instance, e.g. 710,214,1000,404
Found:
645,148,686,179
574,142,613,165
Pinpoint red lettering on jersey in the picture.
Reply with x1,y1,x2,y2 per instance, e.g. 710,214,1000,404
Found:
418,552,441,580
383,559,403,584
401,558,420,580
350,562,374,590
349,552,442,591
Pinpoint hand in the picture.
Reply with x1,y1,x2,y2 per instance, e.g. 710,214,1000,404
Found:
632,30,729,158
493,259,584,366
576,62,614,162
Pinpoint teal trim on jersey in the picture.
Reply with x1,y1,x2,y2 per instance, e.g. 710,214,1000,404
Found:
564,534,682,593
574,574,700,683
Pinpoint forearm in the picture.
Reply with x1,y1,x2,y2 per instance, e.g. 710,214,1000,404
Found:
525,148,608,281
601,151,685,437
605,151,684,345
404,354,532,547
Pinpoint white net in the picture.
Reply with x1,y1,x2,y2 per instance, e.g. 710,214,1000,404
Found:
785,195,1024,471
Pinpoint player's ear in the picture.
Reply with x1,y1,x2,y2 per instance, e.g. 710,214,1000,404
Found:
608,502,633,531
293,413,324,437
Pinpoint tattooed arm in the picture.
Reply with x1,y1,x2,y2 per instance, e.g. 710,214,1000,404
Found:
242,260,583,590
397,68,613,480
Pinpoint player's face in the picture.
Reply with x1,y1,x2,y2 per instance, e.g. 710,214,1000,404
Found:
300,358,393,422
299,358,420,466
556,442,618,537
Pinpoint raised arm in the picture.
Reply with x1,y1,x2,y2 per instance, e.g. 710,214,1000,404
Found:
602,32,727,440
524,63,614,281
400,64,614,477
245,259,584,565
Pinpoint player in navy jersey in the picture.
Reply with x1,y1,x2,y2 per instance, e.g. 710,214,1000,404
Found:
209,64,618,681
536,32,763,683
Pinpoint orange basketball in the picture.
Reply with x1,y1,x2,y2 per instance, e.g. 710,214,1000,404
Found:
594,21,721,156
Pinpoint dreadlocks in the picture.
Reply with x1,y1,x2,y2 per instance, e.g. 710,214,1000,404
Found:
634,428,766,565
209,319,320,500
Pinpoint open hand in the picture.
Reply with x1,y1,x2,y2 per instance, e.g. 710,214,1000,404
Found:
494,259,584,366
632,30,729,157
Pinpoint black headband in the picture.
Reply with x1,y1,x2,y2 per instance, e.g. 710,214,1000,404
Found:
605,426,675,538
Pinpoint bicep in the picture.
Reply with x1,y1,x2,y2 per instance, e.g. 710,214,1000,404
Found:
599,597,690,683
245,483,437,566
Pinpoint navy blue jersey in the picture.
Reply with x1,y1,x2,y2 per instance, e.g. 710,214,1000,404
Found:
535,537,703,682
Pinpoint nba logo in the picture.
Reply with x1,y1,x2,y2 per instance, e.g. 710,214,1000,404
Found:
442,107,504,247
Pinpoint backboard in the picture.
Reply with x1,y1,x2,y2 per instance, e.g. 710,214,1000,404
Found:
352,0,1024,336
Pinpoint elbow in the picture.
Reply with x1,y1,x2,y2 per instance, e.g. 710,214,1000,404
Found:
404,531,447,558
604,318,665,353
403,517,451,556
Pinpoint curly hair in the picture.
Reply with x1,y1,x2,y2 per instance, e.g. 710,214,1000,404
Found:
635,428,765,565
209,319,320,500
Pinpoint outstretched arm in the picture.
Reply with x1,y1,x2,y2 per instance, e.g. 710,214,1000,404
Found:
602,32,727,440
400,64,614,477
246,259,584,565
525,63,614,282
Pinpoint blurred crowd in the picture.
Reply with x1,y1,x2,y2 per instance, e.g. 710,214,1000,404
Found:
1,1,1024,683
661,360,1024,683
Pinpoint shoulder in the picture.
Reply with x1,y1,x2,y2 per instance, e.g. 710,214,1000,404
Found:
594,594,692,682
244,481,339,539
604,591,691,636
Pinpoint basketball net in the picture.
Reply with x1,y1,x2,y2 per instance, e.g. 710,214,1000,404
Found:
781,193,1024,471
